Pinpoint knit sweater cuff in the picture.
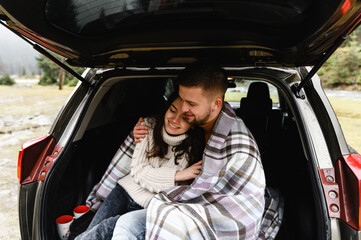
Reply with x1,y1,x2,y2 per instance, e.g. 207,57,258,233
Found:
132,166,177,193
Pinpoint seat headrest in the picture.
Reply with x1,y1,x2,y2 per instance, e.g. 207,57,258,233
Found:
247,82,270,101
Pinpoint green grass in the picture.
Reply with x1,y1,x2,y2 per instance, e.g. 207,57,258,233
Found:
329,98,361,153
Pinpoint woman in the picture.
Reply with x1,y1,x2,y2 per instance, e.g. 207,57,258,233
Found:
75,92,205,240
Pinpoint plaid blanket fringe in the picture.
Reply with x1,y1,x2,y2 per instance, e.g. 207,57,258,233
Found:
257,188,284,240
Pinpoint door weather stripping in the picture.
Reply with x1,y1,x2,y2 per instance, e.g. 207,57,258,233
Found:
292,35,348,99
0,20,92,87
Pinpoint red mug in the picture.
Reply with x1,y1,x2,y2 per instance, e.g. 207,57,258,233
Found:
56,215,73,239
73,205,90,218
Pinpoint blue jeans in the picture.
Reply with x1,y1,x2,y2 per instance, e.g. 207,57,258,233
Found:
112,209,147,240
75,216,120,240
75,184,143,240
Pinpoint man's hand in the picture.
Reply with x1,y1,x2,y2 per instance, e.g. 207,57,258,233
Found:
134,117,149,143
175,160,203,182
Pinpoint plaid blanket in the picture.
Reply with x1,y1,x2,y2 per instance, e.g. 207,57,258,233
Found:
86,103,283,239
258,188,284,240
146,103,267,240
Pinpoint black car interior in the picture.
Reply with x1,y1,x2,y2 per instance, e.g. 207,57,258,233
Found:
43,76,318,239
236,82,273,156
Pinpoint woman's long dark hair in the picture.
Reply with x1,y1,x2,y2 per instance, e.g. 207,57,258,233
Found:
147,92,205,166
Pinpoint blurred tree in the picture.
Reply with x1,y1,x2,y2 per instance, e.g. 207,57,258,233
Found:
22,67,27,77
344,27,361,46
59,57,65,90
36,54,84,87
37,55,59,85
0,74,15,85
0,57,8,75
319,29,361,88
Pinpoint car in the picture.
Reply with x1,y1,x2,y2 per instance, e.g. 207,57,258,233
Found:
1,0,361,239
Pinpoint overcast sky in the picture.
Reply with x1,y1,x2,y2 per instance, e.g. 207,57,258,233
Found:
0,24,40,75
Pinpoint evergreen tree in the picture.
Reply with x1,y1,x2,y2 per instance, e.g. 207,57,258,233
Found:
0,74,15,85
36,54,85,86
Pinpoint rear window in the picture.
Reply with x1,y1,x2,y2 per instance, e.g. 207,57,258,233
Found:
225,79,279,109
45,0,338,37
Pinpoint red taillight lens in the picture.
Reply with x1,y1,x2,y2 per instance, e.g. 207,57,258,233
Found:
17,150,23,181
17,134,57,185
335,154,361,230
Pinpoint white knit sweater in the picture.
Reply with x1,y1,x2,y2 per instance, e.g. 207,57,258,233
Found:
118,118,189,208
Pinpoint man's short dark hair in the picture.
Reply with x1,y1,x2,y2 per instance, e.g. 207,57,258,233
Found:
177,60,228,98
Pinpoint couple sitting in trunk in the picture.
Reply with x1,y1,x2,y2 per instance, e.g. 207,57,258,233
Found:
75,60,280,240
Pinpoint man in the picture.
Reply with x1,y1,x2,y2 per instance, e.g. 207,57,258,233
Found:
123,60,267,240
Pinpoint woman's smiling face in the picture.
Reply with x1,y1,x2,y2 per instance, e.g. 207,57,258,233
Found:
164,97,191,135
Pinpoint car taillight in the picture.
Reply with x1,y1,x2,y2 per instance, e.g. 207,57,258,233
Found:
336,154,361,230
17,134,62,185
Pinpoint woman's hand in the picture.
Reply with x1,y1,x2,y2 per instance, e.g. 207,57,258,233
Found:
175,160,203,182
133,117,149,143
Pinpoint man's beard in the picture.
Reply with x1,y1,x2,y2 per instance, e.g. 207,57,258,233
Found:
185,111,211,127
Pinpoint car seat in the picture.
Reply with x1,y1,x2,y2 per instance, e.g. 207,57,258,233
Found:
237,82,272,154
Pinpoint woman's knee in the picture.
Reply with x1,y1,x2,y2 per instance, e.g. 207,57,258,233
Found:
112,209,147,240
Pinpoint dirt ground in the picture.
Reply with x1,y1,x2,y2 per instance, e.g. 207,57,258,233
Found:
0,84,74,240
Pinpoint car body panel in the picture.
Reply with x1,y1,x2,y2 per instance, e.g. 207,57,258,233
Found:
340,154,361,230
1,0,361,68
18,182,39,239
18,134,55,185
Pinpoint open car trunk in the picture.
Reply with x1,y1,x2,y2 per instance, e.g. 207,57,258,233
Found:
32,68,325,239
2,0,361,69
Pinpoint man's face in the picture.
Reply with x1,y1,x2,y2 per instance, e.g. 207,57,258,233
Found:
178,86,213,126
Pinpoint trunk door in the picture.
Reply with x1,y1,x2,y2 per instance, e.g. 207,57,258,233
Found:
0,0,361,68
